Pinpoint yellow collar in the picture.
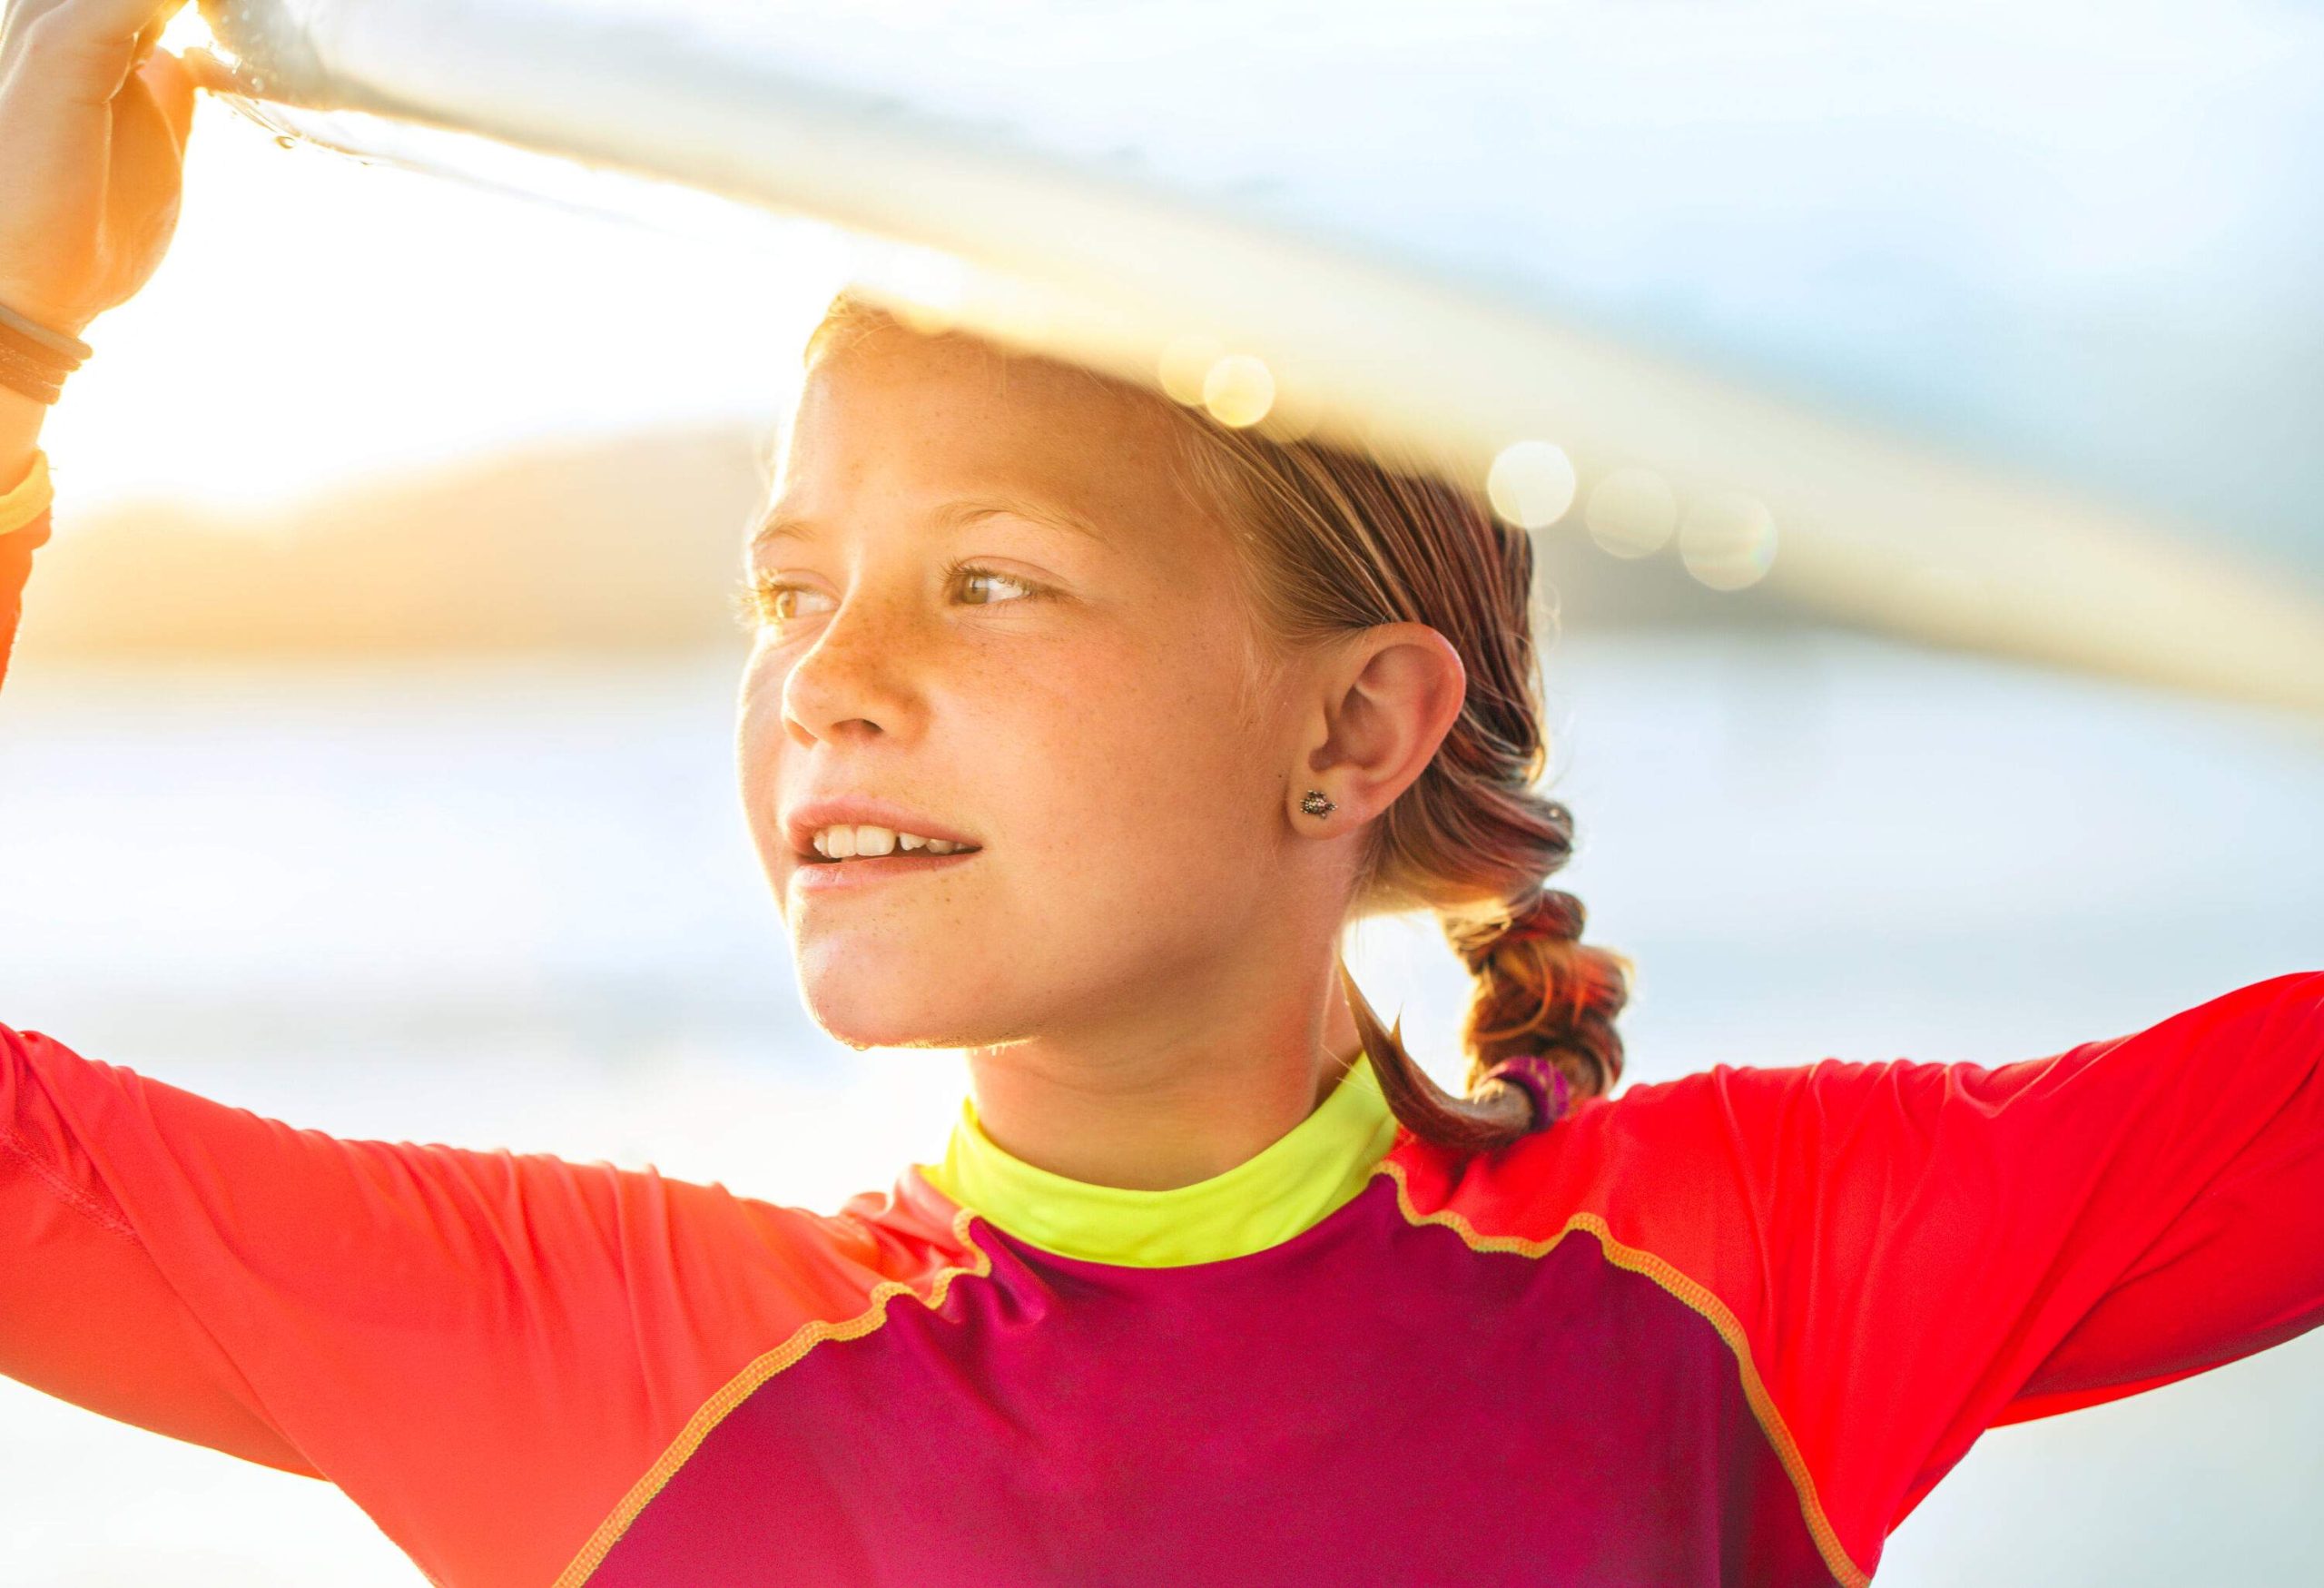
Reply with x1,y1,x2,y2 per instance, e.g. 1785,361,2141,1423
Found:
918,1053,1399,1267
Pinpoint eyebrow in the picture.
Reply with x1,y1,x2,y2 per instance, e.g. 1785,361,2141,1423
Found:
749,497,1108,553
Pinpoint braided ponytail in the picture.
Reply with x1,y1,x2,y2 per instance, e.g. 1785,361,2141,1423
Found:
1449,881,1629,1110
1342,860,1632,1156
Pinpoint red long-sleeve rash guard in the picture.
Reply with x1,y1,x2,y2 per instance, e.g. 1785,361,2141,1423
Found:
5,467,2324,1586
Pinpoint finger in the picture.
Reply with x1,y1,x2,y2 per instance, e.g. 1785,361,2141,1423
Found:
134,41,192,151
19,0,183,107
177,42,234,94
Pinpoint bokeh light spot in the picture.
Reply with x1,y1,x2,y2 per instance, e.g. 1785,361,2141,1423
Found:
1486,439,1578,530
1679,491,1778,589
1201,354,1276,428
1583,465,1679,558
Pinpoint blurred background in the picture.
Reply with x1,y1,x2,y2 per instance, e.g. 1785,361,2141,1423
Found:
2,21,2321,1588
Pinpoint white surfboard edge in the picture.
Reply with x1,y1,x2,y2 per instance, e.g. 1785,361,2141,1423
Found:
182,0,2324,716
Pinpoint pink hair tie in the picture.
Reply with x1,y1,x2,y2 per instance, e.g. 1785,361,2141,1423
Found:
1479,1053,1571,1130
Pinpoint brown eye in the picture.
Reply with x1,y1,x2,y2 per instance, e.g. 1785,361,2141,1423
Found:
736,576,833,632
734,566,1040,633
957,566,1037,606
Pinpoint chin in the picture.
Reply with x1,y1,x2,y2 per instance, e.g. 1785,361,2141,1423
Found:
799,968,986,1052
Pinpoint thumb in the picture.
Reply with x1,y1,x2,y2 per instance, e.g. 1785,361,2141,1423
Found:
135,46,198,156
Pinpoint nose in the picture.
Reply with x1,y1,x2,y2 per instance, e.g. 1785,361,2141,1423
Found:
778,586,919,750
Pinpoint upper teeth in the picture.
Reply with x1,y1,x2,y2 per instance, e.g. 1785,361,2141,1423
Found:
811,824,970,858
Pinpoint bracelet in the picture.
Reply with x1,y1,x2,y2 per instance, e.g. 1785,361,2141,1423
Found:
0,298,89,407
0,337,66,405
0,300,92,362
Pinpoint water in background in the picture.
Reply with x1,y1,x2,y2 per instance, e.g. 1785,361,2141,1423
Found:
1,625,2318,1585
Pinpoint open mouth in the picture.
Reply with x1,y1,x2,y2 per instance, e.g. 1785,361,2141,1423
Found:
800,822,980,865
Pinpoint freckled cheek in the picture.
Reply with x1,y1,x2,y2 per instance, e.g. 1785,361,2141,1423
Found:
1012,664,1256,864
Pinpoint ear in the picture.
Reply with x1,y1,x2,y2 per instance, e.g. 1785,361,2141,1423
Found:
1291,623,1467,830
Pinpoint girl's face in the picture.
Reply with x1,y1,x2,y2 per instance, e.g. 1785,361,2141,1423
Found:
735,326,1315,1053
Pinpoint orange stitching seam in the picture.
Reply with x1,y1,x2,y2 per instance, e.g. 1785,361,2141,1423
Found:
0,1120,139,1242
549,1205,994,1588
1371,1159,1870,1588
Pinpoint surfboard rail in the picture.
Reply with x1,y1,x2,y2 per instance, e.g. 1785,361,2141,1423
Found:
182,0,2324,715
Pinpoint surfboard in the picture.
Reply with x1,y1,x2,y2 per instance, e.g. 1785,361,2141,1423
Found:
181,0,2324,713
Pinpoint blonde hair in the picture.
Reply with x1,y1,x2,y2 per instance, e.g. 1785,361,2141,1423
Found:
803,296,1632,1154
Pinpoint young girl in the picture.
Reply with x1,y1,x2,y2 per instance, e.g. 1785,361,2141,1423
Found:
4,7,2320,1586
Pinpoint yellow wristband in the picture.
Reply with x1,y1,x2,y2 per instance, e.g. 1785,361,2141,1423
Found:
0,449,54,538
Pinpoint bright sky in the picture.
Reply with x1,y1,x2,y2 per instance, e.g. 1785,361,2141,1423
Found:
41,29,855,520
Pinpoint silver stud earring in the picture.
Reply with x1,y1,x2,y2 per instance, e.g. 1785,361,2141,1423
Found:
1300,789,1337,817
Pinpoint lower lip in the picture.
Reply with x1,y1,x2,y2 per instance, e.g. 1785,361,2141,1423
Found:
791,848,981,893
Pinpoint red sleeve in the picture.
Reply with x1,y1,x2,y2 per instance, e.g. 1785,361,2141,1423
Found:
1402,971,2324,1585
0,501,45,696
1583,970,2324,1580
0,1024,965,1587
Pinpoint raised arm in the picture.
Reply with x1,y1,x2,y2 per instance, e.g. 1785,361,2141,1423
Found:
1599,970,2324,1582
1408,970,2324,1585
0,0,200,690
0,1018,957,1586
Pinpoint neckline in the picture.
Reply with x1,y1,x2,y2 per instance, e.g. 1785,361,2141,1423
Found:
916,1052,1401,1267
